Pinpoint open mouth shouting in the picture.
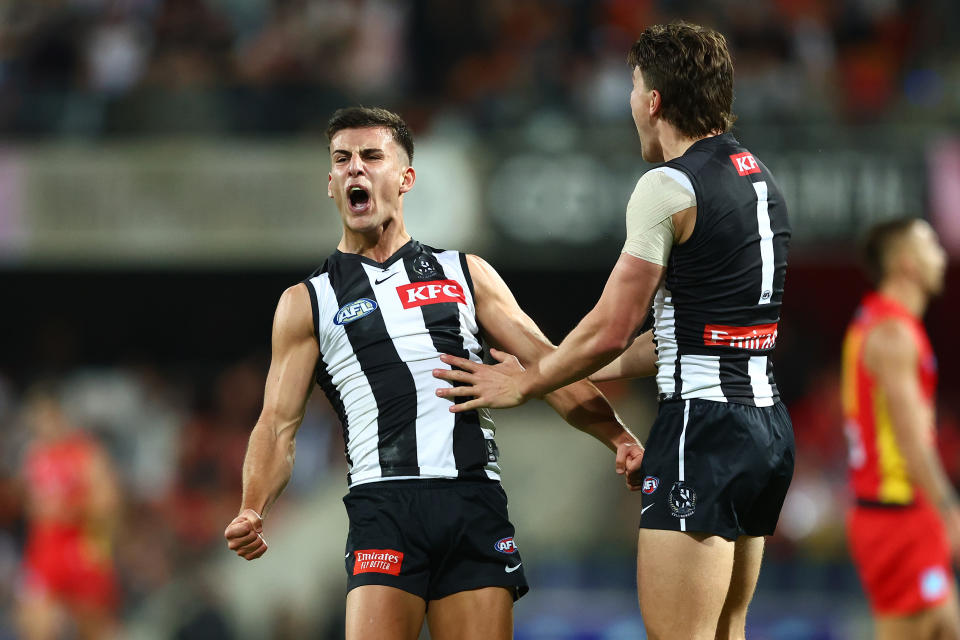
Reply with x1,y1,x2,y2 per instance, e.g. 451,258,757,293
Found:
347,185,371,214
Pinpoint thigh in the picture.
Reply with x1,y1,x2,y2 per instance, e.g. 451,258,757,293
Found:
877,587,960,640
715,536,764,640
427,587,514,640
637,528,734,640
345,585,426,640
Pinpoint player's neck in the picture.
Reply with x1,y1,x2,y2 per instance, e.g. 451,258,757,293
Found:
338,218,411,263
878,278,927,318
658,126,718,162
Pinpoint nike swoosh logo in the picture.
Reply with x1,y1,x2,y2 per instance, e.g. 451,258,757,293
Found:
505,563,522,573
374,273,397,285
641,504,654,515
345,552,351,559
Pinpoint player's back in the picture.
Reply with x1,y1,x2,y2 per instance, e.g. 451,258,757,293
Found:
653,133,791,406
842,292,937,505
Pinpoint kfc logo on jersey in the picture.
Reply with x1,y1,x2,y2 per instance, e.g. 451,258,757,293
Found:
730,152,761,176
495,537,518,554
352,549,404,576
641,476,660,494
397,280,466,309
704,322,778,350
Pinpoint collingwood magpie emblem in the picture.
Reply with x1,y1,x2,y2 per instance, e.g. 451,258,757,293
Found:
412,254,439,279
669,481,696,518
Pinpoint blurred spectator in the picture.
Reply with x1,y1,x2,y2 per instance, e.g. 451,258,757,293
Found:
0,0,953,135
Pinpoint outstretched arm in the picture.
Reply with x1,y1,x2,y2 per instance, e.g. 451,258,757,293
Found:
436,253,663,411
462,254,639,454
224,284,319,560
589,331,658,382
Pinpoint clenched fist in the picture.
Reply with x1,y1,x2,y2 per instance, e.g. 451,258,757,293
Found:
224,509,267,560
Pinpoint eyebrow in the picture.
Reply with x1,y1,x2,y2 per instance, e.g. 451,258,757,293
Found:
332,148,384,157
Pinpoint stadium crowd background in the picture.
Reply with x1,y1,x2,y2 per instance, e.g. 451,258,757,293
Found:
2,0,960,638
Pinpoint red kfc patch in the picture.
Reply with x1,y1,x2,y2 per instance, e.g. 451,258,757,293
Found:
730,152,761,176
397,280,466,309
352,549,404,576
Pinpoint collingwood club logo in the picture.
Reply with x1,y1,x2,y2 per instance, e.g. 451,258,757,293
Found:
669,481,696,518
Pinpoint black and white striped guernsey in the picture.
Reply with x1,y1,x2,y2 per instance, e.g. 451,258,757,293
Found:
303,240,500,487
652,133,791,407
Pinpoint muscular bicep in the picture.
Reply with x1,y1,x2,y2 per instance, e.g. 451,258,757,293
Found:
260,284,320,439
467,254,556,363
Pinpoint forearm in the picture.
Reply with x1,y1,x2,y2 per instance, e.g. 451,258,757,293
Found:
544,380,639,452
590,332,657,382
902,439,959,512
523,311,630,399
240,421,296,517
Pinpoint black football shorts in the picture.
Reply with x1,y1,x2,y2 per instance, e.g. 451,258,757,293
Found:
343,479,528,601
637,398,794,540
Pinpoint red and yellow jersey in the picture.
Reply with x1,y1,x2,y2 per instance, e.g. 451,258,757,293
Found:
842,293,937,504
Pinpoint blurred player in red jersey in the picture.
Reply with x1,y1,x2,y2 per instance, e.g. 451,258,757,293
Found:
842,218,960,639
17,385,122,640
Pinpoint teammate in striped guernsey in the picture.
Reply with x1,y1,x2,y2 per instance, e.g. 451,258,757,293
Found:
223,107,640,640
436,23,794,640
842,219,960,639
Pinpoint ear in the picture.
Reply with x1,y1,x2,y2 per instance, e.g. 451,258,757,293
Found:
649,89,662,118
327,172,333,199
399,166,416,195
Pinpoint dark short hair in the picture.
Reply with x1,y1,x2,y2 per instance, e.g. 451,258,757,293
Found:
325,107,414,164
627,22,736,138
862,217,921,285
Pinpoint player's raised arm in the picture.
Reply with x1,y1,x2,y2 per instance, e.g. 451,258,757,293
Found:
224,283,319,560
460,254,642,475
866,319,960,553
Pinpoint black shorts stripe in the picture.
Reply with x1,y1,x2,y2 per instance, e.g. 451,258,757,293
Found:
403,249,488,479
327,258,420,476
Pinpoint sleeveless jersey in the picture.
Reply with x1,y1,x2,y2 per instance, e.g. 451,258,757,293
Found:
304,240,499,487
842,293,937,504
652,133,791,406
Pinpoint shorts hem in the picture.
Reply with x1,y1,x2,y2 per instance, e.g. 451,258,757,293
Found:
345,579,428,601
428,580,529,603
639,521,740,542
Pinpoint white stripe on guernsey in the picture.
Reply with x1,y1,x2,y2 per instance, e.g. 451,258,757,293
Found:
655,167,696,198
679,400,690,532
653,287,678,397
679,354,728,402
311,273,383,483
754,181,774,305
363,263,459,476
748,356,775,407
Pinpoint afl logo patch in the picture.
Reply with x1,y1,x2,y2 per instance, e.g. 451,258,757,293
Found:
334,298,377,325
641,476,660,494
494,537,518,554
669,481,697,518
